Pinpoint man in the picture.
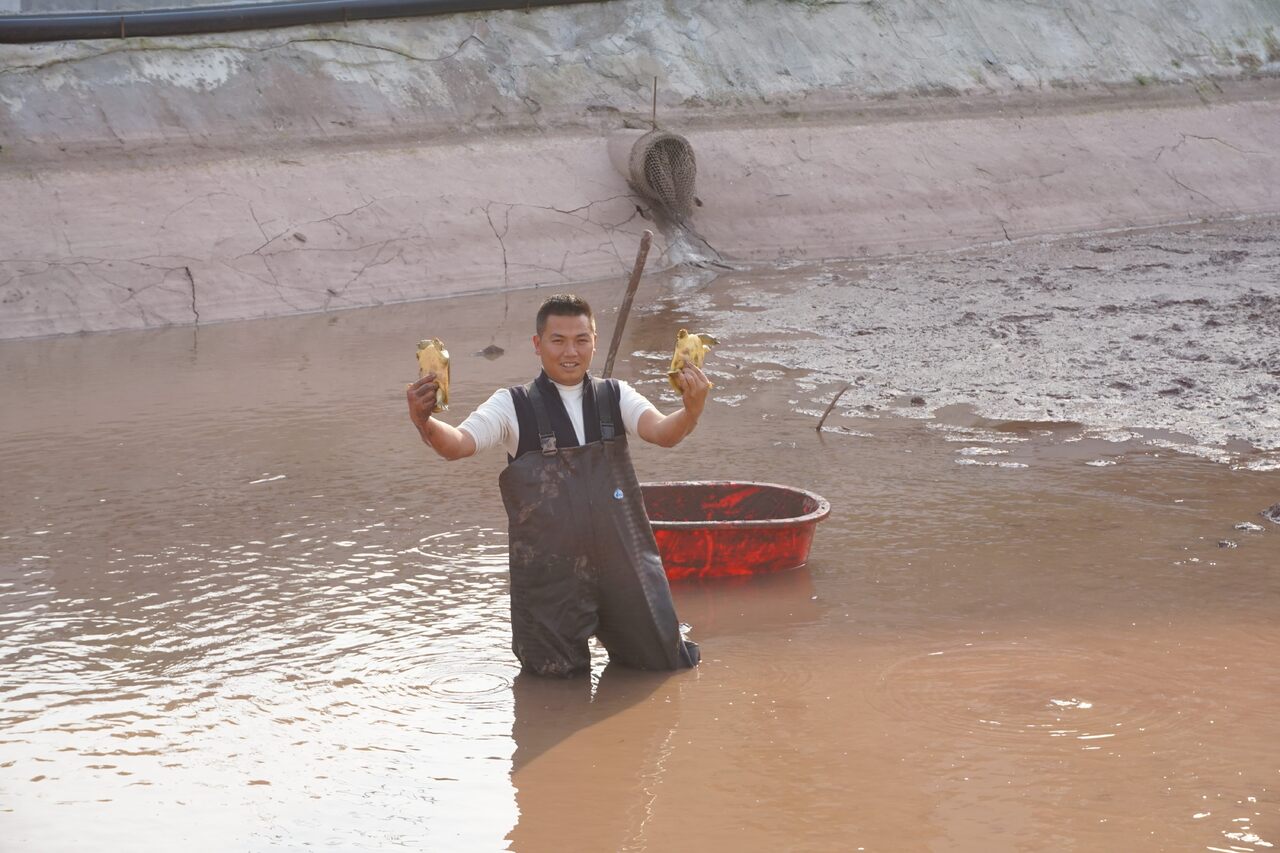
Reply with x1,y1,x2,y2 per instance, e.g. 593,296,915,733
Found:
406,293,706,676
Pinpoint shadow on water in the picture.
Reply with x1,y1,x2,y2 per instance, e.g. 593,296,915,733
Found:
670,567,822,641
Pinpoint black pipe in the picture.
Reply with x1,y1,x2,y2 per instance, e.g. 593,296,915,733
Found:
0,0,600,44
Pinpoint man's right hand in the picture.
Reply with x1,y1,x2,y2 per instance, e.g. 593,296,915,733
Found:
407,373,439,439
405,375,477,461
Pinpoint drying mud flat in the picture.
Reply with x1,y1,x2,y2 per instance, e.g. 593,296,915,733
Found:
2,216,1278,850
695,215,1280,466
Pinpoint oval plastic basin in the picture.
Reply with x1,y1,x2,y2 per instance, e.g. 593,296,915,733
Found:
641,480,831,581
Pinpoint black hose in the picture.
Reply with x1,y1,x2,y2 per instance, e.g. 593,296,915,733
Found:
0,0,600,44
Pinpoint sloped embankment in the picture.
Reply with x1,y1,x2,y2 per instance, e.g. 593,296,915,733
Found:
1,0,1278,338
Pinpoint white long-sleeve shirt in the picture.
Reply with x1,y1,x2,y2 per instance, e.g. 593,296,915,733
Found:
458,378,659,458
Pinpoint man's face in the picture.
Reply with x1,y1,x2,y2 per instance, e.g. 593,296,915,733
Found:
534,313,596,385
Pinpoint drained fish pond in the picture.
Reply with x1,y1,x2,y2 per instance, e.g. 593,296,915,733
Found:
2,221,1279,851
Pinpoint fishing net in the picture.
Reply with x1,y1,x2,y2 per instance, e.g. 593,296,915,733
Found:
628,131,697,219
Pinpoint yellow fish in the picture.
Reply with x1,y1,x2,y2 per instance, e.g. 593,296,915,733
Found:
416,338,450,413
668,329,717,391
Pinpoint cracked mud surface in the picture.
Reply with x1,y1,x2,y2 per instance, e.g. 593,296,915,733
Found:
5,92,1278,341
681,216,1280,463
0,141,662,338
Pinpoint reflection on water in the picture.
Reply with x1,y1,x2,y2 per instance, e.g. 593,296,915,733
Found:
508,666,684,852
3,241,1280,851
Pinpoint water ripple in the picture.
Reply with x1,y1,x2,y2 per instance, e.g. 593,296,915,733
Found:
875,641,1215,746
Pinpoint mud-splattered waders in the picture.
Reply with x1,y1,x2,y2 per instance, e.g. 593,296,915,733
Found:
498,372,701,677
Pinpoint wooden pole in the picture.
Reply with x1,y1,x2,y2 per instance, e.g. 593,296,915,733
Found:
602,230,654,379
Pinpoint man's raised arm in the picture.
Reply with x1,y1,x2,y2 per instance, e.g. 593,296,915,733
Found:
407,373,477,461
636,365,711,448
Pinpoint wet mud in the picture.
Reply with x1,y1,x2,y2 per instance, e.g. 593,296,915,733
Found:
688,215,1280,463
1,218,1278,851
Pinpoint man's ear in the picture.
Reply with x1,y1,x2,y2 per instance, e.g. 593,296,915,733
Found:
532,334,542,355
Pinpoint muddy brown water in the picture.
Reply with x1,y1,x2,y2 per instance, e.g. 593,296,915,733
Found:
2,246,1279,852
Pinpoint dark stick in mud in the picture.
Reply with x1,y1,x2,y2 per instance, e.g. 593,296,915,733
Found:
816,382,854,432
602,230,653,379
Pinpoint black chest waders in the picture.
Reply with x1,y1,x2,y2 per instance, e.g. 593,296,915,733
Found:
497,374,701,677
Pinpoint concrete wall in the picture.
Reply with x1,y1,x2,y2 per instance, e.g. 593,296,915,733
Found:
4,0,1279,155
1,0,1278,338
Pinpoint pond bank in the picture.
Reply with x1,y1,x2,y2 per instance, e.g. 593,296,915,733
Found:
1,0,1278,338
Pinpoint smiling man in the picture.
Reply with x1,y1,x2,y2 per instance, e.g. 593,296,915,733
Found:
406,293,706,677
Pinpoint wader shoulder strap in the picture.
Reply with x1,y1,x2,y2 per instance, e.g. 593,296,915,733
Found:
525,380,558,456
592,378,616,441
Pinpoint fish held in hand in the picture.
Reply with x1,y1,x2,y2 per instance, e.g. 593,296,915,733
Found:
416,338,450,412
668,329,717,391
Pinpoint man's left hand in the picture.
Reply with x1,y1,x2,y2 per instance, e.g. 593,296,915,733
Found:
674,365,711,419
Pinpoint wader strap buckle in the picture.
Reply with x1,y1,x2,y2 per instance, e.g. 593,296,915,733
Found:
526,381,558,456
594,378,616,442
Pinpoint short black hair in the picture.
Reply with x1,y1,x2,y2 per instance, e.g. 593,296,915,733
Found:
536,293,595,336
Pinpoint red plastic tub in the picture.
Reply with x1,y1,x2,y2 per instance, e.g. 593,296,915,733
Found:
641,481,831,581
